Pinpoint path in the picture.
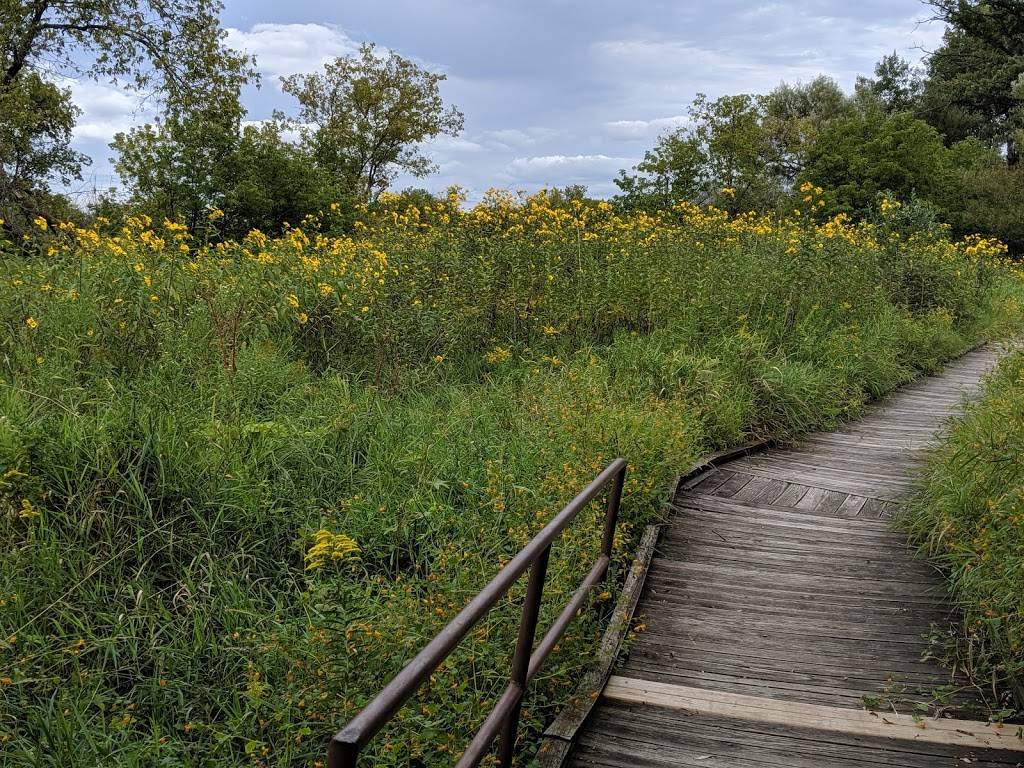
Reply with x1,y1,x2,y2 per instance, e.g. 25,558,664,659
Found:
566,347,1024,767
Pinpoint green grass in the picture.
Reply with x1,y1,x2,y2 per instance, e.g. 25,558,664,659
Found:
903,347,1024,719
1,197,1023,765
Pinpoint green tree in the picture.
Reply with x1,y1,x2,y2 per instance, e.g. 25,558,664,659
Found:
946,138,1024,253
801,110,955,218
0,0,252,232
615,93,782,212
920,0,1024,162
855,53,924,115
0,71,85,234
279,43,464,201
111,43,253,231
216,122,338,237
761,76,854,187
616,84,854,213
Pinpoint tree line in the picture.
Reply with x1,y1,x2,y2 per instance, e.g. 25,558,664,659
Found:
1,0,1022,252
0,1,463,241
616,1,1024,253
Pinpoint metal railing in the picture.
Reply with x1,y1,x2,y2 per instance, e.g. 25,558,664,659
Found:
327,458,627,768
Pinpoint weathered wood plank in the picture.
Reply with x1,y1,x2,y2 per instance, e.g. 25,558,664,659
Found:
558,347,1010,768
602,678,1024,752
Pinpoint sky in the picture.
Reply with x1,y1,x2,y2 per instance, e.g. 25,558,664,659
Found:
65,0,946,203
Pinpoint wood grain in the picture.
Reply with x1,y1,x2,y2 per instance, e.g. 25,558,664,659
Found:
563,347,1022,768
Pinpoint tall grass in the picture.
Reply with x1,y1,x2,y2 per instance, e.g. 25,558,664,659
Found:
904,348,1024,716
1,189,1022,765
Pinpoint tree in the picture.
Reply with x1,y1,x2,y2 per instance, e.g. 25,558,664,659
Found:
800,110,955,218
615,93,782,212
615,84,853,213
761,76,854,186
215,122,336,238
946,138,1024,253
279,43,464,201
920,0,1024,162
0,71,85,234
854,53,924,115
111,36,253,231
0,0,254,233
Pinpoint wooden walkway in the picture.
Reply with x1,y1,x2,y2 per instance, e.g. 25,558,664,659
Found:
567,348,1024,767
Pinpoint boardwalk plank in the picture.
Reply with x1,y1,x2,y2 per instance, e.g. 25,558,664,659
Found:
563,348,1016,768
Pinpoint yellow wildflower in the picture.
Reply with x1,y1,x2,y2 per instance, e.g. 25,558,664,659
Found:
485,346,512,365
25,317,37,329
305,530,360,571
19,499,40,520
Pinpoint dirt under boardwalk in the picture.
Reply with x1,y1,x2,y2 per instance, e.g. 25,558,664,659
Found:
567,347,1024,767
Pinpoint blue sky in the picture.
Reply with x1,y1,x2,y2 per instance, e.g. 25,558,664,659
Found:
65,1,945,203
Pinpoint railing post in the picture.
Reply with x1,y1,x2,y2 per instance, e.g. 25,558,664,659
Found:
327,737,359,768
497,544,551,768
600,463,626,558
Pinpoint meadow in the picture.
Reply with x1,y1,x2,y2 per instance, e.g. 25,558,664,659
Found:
1,187,1023,766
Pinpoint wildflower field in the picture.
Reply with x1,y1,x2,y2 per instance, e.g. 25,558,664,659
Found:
1,188,1023,766
904,348,1024,710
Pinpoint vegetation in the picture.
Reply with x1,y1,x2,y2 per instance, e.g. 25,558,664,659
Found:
0,0,254,237
2,0,1024,764
279,43,465,202
1,188,1022,765
905,348,1024,717
617,1,1024,254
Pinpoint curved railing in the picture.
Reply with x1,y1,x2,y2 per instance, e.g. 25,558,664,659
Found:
327,458,627,767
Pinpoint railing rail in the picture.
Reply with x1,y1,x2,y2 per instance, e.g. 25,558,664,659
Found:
327,458,627,768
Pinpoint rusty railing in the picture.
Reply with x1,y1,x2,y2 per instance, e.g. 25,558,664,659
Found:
327,458,627,767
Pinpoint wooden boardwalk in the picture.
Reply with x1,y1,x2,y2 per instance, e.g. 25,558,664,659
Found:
567,348,1024,767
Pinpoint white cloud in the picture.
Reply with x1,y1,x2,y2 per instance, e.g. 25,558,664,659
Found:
503,154,634,182
65,79,150,142
603,115,690,140
591,38,822,92
427,135,485,153
225,23,358,79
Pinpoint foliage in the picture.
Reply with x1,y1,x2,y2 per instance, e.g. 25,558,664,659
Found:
0,0,254,232
904,348,1024,711
760,76,854,186
947,139,1024,254
111,48,254,233
280,43,465,201
801,110,956,219
0,72,86,234
854,52,924,115
1,191,1021,765
921,0,1024,160
615,92,796,213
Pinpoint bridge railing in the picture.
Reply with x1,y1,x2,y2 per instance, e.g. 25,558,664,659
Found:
327,458,627,768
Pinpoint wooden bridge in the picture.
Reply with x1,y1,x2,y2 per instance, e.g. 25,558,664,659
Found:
565,347,1024,767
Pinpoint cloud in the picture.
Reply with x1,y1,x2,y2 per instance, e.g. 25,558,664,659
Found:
589,8,945,111
65,80,150,142
603,115,690,140
503,154,635,183
480,128,536,148
225,23,358,80
427,135,485,153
